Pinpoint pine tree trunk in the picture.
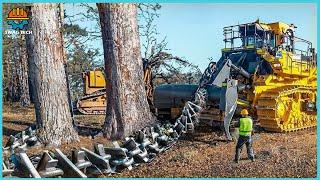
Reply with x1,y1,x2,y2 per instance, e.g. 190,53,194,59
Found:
8,46,20,103
6,37,30,106
25,6,36,103
97,3,155,139
31,3,78,146
18,35,31,107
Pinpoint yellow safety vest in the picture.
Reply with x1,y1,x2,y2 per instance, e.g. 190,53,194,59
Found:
239,117,253,136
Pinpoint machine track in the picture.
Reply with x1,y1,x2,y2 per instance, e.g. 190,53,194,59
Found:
76,90,107,115
256,86,317,132
199,107,224,127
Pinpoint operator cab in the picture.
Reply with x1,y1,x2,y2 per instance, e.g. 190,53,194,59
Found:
221,20,316,76
223,20,315,59
239,23,275,50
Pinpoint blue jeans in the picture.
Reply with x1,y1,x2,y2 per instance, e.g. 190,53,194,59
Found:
235,135,254,161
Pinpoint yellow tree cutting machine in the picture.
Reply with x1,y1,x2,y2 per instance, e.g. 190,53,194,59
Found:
75,20,317,140
154,20,317,139
75,60,154,115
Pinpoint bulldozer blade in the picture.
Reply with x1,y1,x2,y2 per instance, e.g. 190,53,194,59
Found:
55,149,87,178
222,79,238,141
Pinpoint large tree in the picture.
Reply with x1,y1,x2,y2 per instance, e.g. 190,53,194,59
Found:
30,3,78,146
97,3,155,139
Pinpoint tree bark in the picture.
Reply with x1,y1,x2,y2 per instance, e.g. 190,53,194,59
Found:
97,3,155,139
8,47,20,102
18,35,31,107
25,6,36,103
31,3,78,146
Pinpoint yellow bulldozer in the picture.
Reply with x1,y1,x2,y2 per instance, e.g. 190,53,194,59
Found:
75,61,154,115
153,20,317,138
75,20,317,139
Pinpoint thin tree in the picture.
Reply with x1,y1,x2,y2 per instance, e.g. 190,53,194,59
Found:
97,3,155,139
3,4,31,105
30,3,78,146
25,5,36,103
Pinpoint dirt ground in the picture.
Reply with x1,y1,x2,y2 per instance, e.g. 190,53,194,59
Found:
2,103,317,178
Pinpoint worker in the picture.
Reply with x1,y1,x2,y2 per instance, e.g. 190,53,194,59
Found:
234,109,254,163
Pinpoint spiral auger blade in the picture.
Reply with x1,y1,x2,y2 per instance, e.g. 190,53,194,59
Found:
172,60,218,134
3,59,230,177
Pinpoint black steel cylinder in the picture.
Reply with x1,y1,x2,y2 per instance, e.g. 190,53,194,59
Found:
154,84,223,109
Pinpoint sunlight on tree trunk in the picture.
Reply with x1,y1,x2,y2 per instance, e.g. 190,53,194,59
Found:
97,3,155,139
31,3,79,146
